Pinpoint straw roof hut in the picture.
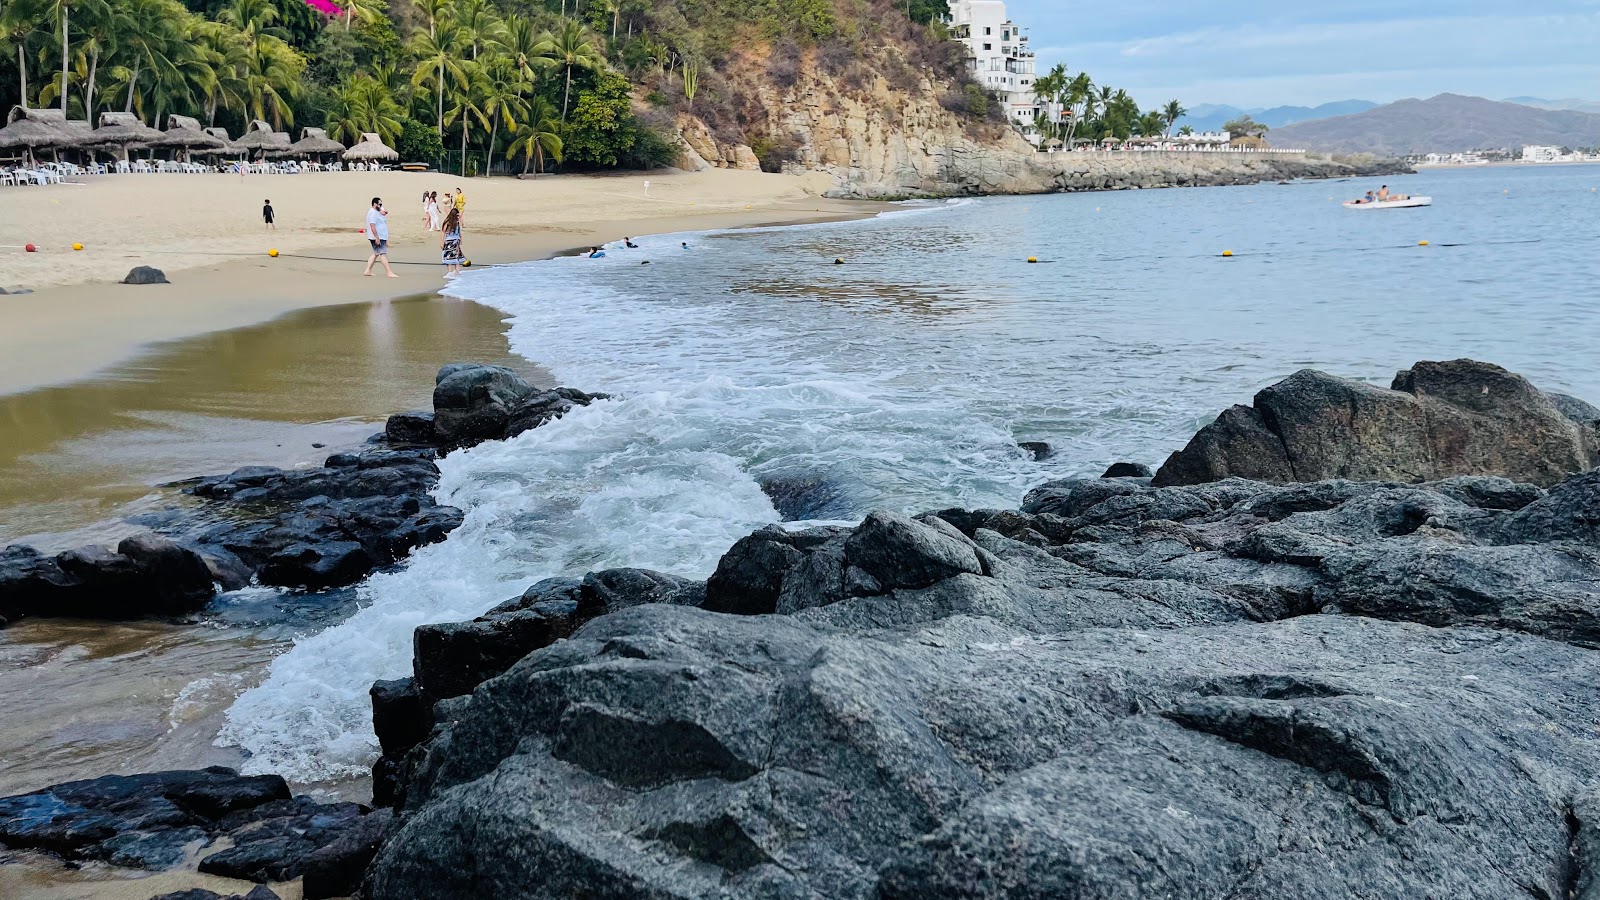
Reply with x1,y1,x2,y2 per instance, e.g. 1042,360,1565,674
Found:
140,114,228,158
343,132,398,162
0,107,86,157
92,111,163,159
235,120,292,155
198,127,244,156
289,126,345,156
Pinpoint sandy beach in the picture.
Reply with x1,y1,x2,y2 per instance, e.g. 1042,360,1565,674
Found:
0,167,873,395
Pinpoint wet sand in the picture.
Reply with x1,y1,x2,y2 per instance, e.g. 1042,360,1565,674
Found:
0,292,541,811
0,293,544,550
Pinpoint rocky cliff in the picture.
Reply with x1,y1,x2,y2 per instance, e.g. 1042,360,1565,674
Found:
672,67,1408,199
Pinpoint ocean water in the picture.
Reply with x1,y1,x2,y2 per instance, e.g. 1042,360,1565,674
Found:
222,164,1600,780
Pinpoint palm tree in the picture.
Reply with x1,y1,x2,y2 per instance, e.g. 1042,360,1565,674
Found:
452,0,501,60
2,0,51,108
1031,63,1065,142
498,14,550,83
72,0,128,121
326,72,404,143
600,0,620,40
443,60,488,175
1161,99,1186,137
477,55,526,175
1062,71,1092,146
243,35,301,128
192,20,248,125
1178,125,1194,137
508,96,561,175
408,21,465,132
111,0,186,115
540,19,602,118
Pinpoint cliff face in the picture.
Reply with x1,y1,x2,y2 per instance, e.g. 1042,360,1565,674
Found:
673,66,1408,199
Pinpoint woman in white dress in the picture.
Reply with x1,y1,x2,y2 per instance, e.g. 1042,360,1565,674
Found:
426,191,442,232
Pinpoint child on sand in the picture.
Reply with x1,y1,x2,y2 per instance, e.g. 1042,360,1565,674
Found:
263,200,275,230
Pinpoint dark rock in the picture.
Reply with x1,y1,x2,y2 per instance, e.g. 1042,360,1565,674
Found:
1018,441,1053,461
383,411,437,445
370,607,1600,900
121,266,169,285
758,475,852,521
0,535,216,625
366,460,1600,897
842,511,984,591
0,768,287,868
148,887,280,900
300,808,394,900
257,541,374,591
1101,461,1152,478
370,678,430,757
412,568,704,705
1156,360,1598,488
430,364,535,447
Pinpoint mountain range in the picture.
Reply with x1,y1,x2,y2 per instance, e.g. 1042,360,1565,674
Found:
1270,94,1600,156
1175,100,1378,134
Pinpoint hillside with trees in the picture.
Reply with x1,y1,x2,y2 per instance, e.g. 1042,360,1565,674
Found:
0,0,992,174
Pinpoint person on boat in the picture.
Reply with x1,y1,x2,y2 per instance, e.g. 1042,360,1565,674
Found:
1362,191,1376,204
1377,185,1390,201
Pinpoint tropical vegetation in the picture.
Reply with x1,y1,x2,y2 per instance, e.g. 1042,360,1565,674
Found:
0,0,990,174
1030,62,1191,145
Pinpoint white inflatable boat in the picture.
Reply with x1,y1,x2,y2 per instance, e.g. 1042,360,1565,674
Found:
1342,196,1432,209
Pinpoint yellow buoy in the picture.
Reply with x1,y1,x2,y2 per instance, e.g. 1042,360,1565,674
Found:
1418,240,1429,246
268,248,279,257
72,242,83,251
1222,250,1234,257
463,259,473,267
834,258,844,265
1027,256,1038,264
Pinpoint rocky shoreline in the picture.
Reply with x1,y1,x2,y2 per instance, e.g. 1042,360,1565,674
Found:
0,364,605,629
4,358,1600,898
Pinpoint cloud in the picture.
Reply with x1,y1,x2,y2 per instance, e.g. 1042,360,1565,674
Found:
1006,2,1600,107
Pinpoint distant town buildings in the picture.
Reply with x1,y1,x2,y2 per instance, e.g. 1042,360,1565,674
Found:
944,0,1044,138
1522,145,1564,163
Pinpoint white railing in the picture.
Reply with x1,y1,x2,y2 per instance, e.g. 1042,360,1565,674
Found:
1037,145,1308,156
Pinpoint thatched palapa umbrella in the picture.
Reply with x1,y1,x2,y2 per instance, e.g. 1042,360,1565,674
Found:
0,107,87,164
342,132,398,166
198,127,244,158
92,111,163,161
288,126,345,159
235,119,291,158
140,114,227,162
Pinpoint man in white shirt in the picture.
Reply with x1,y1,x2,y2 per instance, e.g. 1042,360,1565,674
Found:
363,196,397,278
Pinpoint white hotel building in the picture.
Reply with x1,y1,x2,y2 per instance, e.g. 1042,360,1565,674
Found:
944,0,1045,140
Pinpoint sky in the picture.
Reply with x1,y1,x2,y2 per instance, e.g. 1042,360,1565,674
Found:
1007,1,1600,111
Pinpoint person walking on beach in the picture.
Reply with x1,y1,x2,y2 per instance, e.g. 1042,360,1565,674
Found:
453,187,467,225
363,197,397,278
427,192,442,232
421,191,431,229
263,199,275,231
440,207,463,278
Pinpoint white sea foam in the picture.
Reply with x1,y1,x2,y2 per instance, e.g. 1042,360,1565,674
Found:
224,171,1600,780
221,212,1050,780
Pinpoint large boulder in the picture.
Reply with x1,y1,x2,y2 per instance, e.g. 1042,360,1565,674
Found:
0,535,217,624
121,266,169,285
430,364,536,447
369,609,1600,900
364,465,1600,899
1155,360,1598,487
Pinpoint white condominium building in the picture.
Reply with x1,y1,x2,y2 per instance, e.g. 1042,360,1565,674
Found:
945,0,1043,138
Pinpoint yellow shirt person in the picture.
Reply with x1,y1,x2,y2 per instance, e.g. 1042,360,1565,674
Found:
453,189,466,224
